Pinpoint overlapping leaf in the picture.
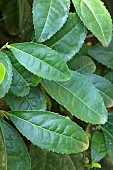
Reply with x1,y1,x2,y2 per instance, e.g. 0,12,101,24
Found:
6,87,46,111
0,120,30,170
44,13,87,61
72,0,112,47
105,72,113,83
84,74,113,108
42,71,107,124
10,42,71,81
7,110,89,154
0,63,5,84
88,38,113,69
0,52,12,98
33,0,70,42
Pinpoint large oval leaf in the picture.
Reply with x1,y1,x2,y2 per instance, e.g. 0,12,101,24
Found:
0,52,12,98
72,0,112,47
0,120,30,170
7,110,89,154
33,0,70,42
5,87,47,111
10,42,71,81
84,74,113,108
44,13,87,61
42,71,107,124
88,38,113,69
0,62,5,84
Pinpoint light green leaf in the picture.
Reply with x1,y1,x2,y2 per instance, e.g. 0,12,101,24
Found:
7,110,89,154
68,56,96,73
0,63,5,84
0,120,30,170
88,38,113,69
102,113,113,164
0,52,12,98
44,13,87,61
42,71,107,124
84,74,113,108
91,131,107,163
10,42,71,81
29,145,76,170
72,0,112,47
33,0,70,42
5,87,46,111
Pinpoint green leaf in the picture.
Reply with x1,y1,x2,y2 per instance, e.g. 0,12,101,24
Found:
0,52,12,98
29,145,76,170
69,153,84,170
88,38,113,69
10,42,71,81
105,72,113,83
33,0,70,42
42,71,107,124
0,63,5,84
7,110,89,154
84,74,113,108
68,56,96,73
44,13,87,61
102,114,113,165
0,120,30,170
72,0,112,47
91,131,107,163
6,87,46,111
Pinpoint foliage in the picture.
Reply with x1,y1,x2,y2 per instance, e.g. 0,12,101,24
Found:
0,0,113,169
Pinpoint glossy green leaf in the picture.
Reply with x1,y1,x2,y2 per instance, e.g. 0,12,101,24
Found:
91,131,107,163
0,120,30,170
72,0,112,47
44,13,87,61
0,63,5,84
29,145,76,170
84,74,113,108
10,42,71,81
33,0,70,42
0,52,12,98
42,71,107,124
88,38,113,69
6,87,46,111
102,114,113,164
68,56,96,73
7,110,89,154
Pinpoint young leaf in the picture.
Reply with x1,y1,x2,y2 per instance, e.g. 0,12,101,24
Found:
68,55,96,73
84,74,113,108
33,0,70,42
44,13,87,61
7,110,89,154
10,42,71,81
29,145,76,170
0,120,30,170
91,131,107,163
6,87,46,111
88,38,113,69
102,113,113,164
42,71,107,124
0,52,12,98
72,0,112,47
0,62,5,84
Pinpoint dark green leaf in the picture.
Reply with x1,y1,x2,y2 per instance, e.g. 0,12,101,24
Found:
84,74,113,108
0,52,12,98
7,110,89,154
0,120,30,170
88,38,113,69
10,42,71,81
0,63,5,84
72,0,112,47
42,71,107,124
44,13,87,61
33,0,70,42
91,131,107,163
6,87,46,111
105,72,113,83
